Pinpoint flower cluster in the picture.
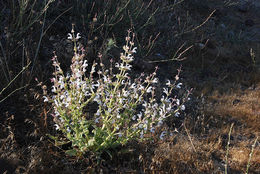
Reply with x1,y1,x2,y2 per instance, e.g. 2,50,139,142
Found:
43,29,190,155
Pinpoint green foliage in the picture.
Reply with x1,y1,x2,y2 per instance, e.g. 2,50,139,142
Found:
43,29,190,156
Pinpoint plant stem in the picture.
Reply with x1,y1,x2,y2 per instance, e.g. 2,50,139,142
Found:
245,136,258,174
225,123,234,174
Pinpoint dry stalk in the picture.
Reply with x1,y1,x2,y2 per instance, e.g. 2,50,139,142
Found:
225,123,234,174
245,136,258,174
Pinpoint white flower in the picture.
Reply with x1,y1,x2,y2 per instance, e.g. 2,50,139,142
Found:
74,79,82,89
139,85,144,91
137,112,142,120
175,112,180,117
142,101,147,108
90,65,96,73
95,117,100,123
130,83,136,89
132,47,137,53
103,75,109,83
58,81,65,89
54,124,60,130
166,105,172,112
146,86,152,93
67,96,71,102
66,127,71,133
121,63,132,70
95,109,101,116
92,82,100,88
82,60,88,72
118,98,123,104
51,86,56,93
176,83,182,89
126,55,134,62
54,110,60,117
75,70,81,78
176,99,180,105
50,77,56,83
94,95,100,102
67,33,72,40
166,80,171,86
181,105,185,110
151,78,158,84
60,94,65,101
123,45,129,52
140,130,144,139
54,99,59,107
84,91,91,96
64,102,69,108
150,127,155,133
157,120,163,126
76,33,81,40
160,131,167,140
123,90,129,97
132,115,136,121
66,73,70,79
163,88,169,95
152,103,158,110
43,96,48,102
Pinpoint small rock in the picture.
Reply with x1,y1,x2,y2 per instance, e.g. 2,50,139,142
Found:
49,35,55,41
245,19,255,27
220,23,226,29
232,99,241,105
205,40,216,49
238,1,250,13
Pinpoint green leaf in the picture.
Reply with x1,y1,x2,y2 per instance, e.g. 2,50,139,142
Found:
104,149,113,160
65,149,77,156
46,134,59,141
88,138,95,147
107,38,116,48
55,140,71,146
46,134,70,146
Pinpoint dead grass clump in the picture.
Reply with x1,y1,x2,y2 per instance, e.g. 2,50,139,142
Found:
151,134,222,173
229,145,260,173
230,147,260,164
207,86,260,131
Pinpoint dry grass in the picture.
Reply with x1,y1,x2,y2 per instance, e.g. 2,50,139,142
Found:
207,84,260,131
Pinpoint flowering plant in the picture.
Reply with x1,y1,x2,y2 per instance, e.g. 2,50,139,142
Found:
43,28,190,156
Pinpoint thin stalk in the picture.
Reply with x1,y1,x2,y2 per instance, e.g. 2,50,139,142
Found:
0,40,11,82
29,0,47,82
225,123,234,174
245,137,258,174
21,39,25,86
0,62,31,103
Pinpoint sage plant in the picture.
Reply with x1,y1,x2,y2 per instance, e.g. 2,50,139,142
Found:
43,28,190,155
